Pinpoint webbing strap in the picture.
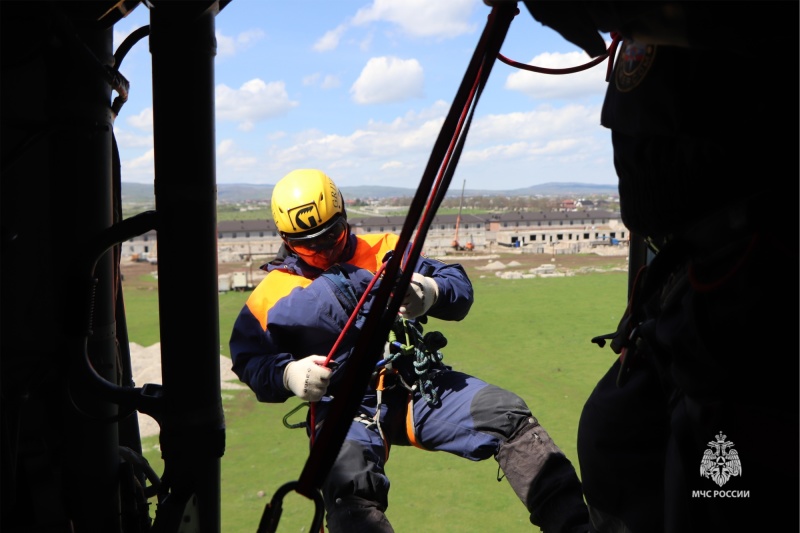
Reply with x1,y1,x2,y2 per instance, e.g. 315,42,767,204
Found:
320,266,359,315
405,393,427,451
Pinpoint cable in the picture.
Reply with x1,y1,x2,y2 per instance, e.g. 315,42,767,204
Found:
114,25,150,69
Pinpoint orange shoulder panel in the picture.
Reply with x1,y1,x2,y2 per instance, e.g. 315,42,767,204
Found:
245,270,311,331
245,234,397,330
348,234,399,272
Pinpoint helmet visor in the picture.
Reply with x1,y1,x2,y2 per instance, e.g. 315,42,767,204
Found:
285,216,348,256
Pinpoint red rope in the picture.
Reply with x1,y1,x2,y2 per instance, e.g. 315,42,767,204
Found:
497,51,607,74
497,32,622,82
310,46,484,448
688,233,759,293
412,62,484,270
308,261,388,447
271,8,621,533
293,0,514,508
298,11,619,531
310,23,488,451
323,261,388,369
310,8,493,451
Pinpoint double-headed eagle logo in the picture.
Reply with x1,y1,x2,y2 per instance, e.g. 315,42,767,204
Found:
700,432,742,487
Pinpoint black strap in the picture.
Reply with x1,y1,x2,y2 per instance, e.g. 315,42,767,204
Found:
320,266,359,316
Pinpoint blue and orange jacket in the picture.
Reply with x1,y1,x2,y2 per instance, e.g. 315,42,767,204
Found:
229,233,474,403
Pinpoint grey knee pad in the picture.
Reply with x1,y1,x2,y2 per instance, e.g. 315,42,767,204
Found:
471,384,534,440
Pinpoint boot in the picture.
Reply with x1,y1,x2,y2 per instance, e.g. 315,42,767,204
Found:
496,417,592,533
325,495,394,533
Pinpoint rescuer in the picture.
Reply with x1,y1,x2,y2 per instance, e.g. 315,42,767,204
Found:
230,169,593,532
522,2,799,531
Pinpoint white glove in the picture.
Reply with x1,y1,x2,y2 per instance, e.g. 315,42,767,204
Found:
283,355,331,402
399,273,439,319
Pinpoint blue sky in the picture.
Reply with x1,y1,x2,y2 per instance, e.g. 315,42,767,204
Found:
113,0,617,191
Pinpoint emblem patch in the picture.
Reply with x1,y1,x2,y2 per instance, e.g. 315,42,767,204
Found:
615,40,656,92
700,432,742,487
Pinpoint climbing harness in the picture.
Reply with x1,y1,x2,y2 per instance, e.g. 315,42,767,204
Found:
386,318,447,407
281,316,449,444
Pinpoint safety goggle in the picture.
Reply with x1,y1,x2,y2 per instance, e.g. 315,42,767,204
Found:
285,217,348,256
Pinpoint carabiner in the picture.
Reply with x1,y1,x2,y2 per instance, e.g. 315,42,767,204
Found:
282,402,309,429
257,480,324,533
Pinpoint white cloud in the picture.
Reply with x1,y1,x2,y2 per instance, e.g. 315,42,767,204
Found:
215,78,299,128
351,57,423,104
250,102,448,183
127,107,153,131
505,51,610,101
217,139,259,175
216,32,236,57
453,104,613,183
358,31,374,52
113,28,132,48
217,139,235,156
462,141,530,162
113,3,617,189
221,155,259,171
113,127,153,149
231,100,614,188
352,0,476,38
129,149,154,169
314,0,475,55
303,73,341,90
314,24,347,52
236,29,265,48
469,105,604,143
303,73,320,86
321,75,341,89
217,28,265,58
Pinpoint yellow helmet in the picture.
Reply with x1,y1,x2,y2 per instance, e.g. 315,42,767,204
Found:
271,169,346,238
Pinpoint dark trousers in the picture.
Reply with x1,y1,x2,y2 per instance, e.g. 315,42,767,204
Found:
319,370,591,533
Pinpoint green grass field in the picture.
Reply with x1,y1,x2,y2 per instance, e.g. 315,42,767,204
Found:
126,267,628,532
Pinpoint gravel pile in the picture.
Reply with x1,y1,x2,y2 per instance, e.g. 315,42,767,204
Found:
128,342,246,437
477,260,507,270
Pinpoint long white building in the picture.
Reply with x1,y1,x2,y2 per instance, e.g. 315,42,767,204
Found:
122,210,628,263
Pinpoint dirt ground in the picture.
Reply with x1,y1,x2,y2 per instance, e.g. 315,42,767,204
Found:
120,249,630,290
436,250,629,276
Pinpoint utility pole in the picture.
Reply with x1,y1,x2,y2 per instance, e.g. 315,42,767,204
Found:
453,179,466,250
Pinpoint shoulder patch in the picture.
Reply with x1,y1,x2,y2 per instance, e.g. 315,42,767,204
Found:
615,40,656,93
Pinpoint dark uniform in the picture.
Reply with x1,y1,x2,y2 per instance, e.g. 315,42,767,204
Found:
231,232,592,532
524,2,799,531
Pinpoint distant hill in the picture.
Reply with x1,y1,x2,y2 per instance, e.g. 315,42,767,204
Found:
120,182,156,204
504,182,619,196
122,181,618,204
